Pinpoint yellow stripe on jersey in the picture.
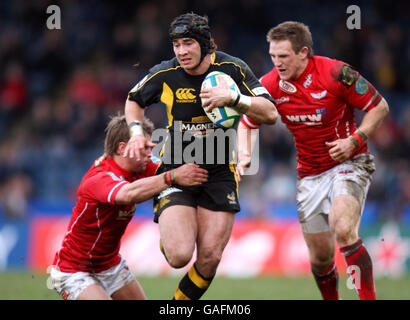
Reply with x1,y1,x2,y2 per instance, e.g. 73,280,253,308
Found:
191,115,212,123
160,82,174,129
188,266,211,289
229,162,239,196
174,288,191,300
210,60,256,97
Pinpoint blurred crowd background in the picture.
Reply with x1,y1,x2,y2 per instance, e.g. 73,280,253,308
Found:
0,0,409,223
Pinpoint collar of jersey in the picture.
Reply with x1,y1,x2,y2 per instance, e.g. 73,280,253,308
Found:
294,57,314,83
105,157,135,181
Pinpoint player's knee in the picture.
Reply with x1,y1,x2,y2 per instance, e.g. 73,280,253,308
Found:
332,222,357,247
197,247,222,269
166,249,193,269
311,252,334,272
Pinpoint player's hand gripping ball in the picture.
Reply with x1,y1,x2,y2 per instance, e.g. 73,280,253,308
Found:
201,71,241,129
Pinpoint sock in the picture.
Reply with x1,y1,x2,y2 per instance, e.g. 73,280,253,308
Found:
340,238,376,300
173,263,214,300
312,261,339,300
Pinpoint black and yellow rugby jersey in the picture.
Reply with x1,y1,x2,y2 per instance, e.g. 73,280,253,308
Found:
128,51,273,166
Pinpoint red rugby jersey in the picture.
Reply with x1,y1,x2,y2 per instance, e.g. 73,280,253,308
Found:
53,156,159,273
241,56,382,178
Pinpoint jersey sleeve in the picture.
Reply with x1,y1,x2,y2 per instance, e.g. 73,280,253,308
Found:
330,62,382,112
239,71,277,129
81,172,129,205
127,68,164,108
235,58,275,103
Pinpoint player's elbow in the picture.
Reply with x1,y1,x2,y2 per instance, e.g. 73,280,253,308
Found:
264,105,278,125
379,98,390,119
115,185,142,205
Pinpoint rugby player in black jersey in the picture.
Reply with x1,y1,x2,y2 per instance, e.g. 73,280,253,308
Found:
124,12,277,300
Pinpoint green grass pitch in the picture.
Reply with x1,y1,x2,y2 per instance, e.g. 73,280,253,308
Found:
0,272,409,300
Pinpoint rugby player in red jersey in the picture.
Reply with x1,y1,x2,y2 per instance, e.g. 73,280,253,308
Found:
50,115,208,300
237,21,389,300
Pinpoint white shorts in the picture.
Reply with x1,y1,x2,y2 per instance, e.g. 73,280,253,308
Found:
50,258,135,300
296,153,375,234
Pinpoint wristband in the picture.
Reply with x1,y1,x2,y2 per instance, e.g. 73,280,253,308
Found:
170,169,176,184
355,129,368,143
349,135,360,149
129,120,143,137
349,131,367,150
231,91,241,107
231,91,251,114
164,171,172,186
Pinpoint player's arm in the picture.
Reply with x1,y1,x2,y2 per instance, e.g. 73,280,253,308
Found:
236,117,260,181
201,85,277,124
327,98,389,162
240,95,278,124
115,163,209,205
123,99,146,160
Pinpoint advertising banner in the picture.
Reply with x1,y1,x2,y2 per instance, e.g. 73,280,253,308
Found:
27,217,410,277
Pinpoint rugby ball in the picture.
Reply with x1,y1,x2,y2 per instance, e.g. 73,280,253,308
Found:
201,71,241,129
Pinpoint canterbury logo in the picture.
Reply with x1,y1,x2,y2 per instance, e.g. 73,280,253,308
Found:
176,88,196,101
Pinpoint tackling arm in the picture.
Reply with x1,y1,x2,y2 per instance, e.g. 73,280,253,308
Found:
115,163,209,204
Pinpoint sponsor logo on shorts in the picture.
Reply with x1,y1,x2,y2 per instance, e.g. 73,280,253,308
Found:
227,192,237,204
61,290,70,300
159,196,171,209
338,170,354,174
158,187,182,199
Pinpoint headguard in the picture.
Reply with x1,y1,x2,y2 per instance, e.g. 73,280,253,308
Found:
169,13,212,62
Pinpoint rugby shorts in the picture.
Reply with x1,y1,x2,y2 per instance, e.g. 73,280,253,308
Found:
49,257,135,300
153,163,240,222
296,153,375,234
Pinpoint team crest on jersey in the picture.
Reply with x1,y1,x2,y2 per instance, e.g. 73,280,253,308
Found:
226,192,237,205
338,65,358,88
176,88,197,103
355,77,369,95
279,80,297,93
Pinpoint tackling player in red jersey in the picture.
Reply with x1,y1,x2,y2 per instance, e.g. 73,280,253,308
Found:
50,115,208,300
237,21,389,300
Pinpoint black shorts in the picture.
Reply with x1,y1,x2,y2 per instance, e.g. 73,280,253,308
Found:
153,164,241,223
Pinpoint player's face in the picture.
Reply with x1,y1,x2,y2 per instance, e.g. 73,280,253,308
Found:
124,135,153,173
173,37,202,73
269,40,308,81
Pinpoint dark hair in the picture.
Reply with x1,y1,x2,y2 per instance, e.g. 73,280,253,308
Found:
169,13,217,59
267,21,314,58
104,115,154,157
